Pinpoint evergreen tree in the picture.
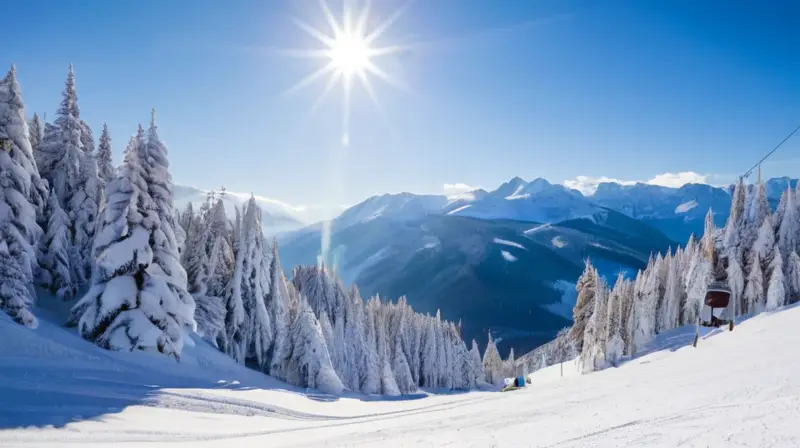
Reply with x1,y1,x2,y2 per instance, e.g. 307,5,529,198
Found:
723,178,746,257
743,253,765,314
96,123,115,184
605,273,625,366
469,339,486,386
28,112,42,154
69,152,101,285
38,65,84,211
777,185,798,261
284,296,344,394
766,250,785,311
80,120,94,155
569,259,597,353
238,197,273,370
726,254,745,317
39,190,75,299
266,239,291,377
659,254,682,331
0,65,43,327
787,251,800,305
69,132,195,359
581,276,609,372
482,331,504,386
141,114,190,304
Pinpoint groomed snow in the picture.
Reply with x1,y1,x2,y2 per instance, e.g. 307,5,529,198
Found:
492,237,526,250
500,250,517,262
3,300,800,446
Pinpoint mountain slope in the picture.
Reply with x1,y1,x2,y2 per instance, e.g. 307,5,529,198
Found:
4,295,798,446
279,209,675,355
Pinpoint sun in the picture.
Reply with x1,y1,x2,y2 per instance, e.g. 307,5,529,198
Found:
328,32,370,77
283,0,409,119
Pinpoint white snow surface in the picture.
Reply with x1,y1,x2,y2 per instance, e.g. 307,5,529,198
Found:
500,250,517,262
675,200,698,214
492,237,526,250
3,299,800,447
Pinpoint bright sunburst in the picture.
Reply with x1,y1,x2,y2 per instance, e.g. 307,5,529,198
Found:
285,0,409,129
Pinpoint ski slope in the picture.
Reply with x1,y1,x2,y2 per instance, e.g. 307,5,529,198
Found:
2,300,800,447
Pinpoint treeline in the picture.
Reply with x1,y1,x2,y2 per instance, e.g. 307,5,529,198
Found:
0,64,520,394
568,179,800,373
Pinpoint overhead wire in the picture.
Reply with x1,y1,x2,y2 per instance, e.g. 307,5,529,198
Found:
740,122,800,182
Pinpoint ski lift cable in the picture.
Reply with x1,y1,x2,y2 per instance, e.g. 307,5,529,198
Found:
740,122,800,181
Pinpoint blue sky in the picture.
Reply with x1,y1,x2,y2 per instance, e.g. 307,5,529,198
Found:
3,0,800,221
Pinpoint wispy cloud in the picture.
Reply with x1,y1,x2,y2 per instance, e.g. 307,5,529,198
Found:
564,171,714,195
443,183,477,195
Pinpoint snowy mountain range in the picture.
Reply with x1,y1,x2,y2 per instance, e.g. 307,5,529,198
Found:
279,207,674,355
277,175,797,355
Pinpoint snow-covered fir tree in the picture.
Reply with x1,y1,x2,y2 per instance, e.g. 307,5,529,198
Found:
766,250,785,311
0,65,44,327
69,124,195,359
28,112,42,154
69,150,101,284
96,123,115,184
39,190,75,299
283,295,344,394
569,259,597,353
482,331,504,386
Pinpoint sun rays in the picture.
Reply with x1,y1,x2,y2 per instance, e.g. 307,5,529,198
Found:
283,0,409,139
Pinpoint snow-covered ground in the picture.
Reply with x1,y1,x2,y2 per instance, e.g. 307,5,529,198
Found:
3,299,800,447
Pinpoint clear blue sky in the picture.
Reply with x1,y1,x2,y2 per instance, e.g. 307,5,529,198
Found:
3,0,800,220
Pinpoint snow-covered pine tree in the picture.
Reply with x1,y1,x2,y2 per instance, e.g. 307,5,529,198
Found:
0,65,43,327
39,190,75,299
726,253,745,317
742,181,770,263
581,275,609,372
69,151,101,285
743,253,765,314
266,238,291,377
723,178,746,257
96,123,115,184
659,253,683,331
787,251,800,305
222,209,247,362
684,242,712,325
482,331,504,386
570,259,597,353
80,120,94,155
69,130,194,359
752,216,776,271
38,66,84,213
469,339,486,385
28,112,42,154
141,114,192,313
766,250,785,311
605,273,625,366
631,261,659,355
237,197,273,370
284,295,344,394
777,185,798,261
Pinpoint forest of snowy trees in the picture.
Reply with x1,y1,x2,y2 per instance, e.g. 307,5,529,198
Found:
0,64,518,394
568,179,800,373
